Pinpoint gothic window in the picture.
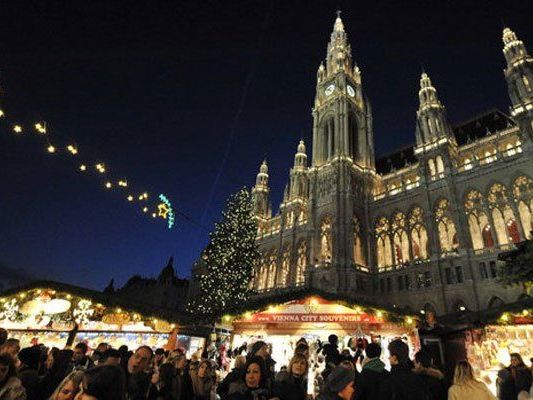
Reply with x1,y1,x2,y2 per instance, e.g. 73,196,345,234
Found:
513,175,533,238
428,159,436,178
427,117,435,136
320,216,333,262
392,212,409,264
523,75,532,93
297,209,307,225
348,113,358,160
285,211,294,229
435,199,459,252
353,216,365,265
375,217,392,270
409,207,429,259
278,247,290,287
464,190,493,250
256,256,268,290
487,183,520,244
319,116,336,163
266,253,277,289
296,241,307,285
435,156,444,175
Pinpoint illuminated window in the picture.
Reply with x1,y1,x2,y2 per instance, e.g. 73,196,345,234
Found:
295,241,307,285
488,183,520,244
278,247,290,287
435,199,459,252
375,217,392,269
353,217,365,266
320,216,333,262
523,75,532,92
392,212,409,264
409,207,429,259
513,176,533,238
464,190,493,250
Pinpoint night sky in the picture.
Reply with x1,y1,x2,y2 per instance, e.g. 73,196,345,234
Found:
1,1,532,290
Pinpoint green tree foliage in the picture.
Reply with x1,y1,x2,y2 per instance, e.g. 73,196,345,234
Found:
187,188,259,319
498,240,533,290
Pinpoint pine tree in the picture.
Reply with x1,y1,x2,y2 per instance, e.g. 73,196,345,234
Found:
188,187,259,319
498,239,533,292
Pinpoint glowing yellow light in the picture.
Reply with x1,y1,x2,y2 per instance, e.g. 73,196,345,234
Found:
152,213,157,218
116,308,122,313
170,323,176,328
158,203,170,218
406,317,413,324
47,145,55,153
244,312,252,320
118,180,128,187
95,163,106,173
127,195,133,202
310,298,318,306
522,309,529,316
13,125,22,133
79,164,87,171
142,192,148,199
138,194,143,200
35,289,42,294
143,207,148,212
105,182,112,189
34,123,46,134
268,305,277,312
66,294,72,299
153,318,158,323
67,145,78,155
501,313,509,322
376,310,383,318
355,306,362,313
0,110,4,117
223,315,231,322
19,293,26,299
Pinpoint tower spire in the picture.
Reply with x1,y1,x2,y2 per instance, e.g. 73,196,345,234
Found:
252,160,271,219
326,11,353,77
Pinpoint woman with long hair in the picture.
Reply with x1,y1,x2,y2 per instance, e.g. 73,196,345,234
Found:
273,353,308,400
75,365,126,400
190,360,214,400
227,356,271,400
509,353,533,396
49,371,84,400
448,360,496,400
0,353,26,400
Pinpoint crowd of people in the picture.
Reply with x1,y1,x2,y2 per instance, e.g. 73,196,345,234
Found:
0,327,532,400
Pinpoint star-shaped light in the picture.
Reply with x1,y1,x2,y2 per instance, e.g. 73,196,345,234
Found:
158,203,170,219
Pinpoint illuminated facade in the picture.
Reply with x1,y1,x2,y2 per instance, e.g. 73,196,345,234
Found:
250,17,533,315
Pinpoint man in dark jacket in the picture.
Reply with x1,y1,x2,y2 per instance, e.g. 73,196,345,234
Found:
321,335,340,366
218,355,246,400
317,364,355,400
413,351,448,400
354,343,389,400
379,339,429,400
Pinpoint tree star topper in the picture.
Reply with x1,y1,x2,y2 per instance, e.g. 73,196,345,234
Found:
158,194,175,229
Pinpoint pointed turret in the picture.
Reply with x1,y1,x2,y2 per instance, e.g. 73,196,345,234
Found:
325,11,353,78
252,160,271,219
287,140,309,201
103,278,115,294
158,256,176,284
502,27,533,116
415,72,453,148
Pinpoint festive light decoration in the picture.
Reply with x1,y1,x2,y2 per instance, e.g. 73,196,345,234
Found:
118,180,128,187
0,109,4,117
158,194,175,229
105,182,112,189
0,298,20,321
95,163,106,173
66,145,78,155
47,145,55,153
79,164,87,171
187,188,259,317
142,207,148,213
127,195,134,202
13,125,22,133
34,122,46,134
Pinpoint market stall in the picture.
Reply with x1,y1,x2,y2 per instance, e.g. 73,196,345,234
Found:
226,296,418,396
466,310,533,395
0,282,205,356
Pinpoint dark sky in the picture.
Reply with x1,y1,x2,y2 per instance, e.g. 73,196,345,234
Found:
1,1,532,290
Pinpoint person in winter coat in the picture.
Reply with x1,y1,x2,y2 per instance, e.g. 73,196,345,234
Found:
218,355,246,400
378,339,428,400
413,350,448,400
17,347,41,400
316,363,355,400
353,342,388,400
448,360,496,400
0,354,25,400
496,368,516,400
273,354,308,400
321,335,340,366
227,356,273,400
190,360,214,400
508,353,533,396
37,349,73,400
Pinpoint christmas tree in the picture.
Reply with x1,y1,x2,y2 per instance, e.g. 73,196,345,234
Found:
498,239,533,292
188,187,259,319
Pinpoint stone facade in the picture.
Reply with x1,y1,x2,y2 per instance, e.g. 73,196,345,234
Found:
249,17,533,315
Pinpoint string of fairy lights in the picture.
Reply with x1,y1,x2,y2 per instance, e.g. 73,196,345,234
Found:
0,108,176,229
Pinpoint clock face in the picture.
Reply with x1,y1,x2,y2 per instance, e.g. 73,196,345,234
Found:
347,85,355,97
325,84,335,96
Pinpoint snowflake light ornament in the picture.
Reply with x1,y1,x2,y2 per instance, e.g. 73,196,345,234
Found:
0,299,20,321
73,299,94,325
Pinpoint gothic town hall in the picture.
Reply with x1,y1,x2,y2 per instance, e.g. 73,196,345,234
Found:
249,15,533,315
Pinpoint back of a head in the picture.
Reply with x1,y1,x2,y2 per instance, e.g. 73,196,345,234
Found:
52,349,74,374
158,363,176,387
18,346,41,370
328,334,338,345
454,360,475,386
388,339,409,365
101,349,120,361
415,350,432,368
75,342,89,355
0,353,15,379
365,342,382,359
84,365,126,400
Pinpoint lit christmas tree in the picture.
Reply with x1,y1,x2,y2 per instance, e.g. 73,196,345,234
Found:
188,187,259,319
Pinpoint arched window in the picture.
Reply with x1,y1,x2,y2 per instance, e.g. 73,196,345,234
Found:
409,207,429,259
488,183,520,244
392,212,409,264
436,156,444,175
435,199,459,252
428,159,436,178
464,190,493,250
375,217,392,270
353,216,365,265
278,247,290,287
296,241,307,285
513,175,533,238
266,253,277,289
320,216,333,262
319,116,335,164
488,296,505,309
256,255,269,290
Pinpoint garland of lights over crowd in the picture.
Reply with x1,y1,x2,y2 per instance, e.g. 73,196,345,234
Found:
0,108,175,229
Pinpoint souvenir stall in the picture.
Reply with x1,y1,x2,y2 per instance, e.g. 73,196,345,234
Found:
226,296,419,397
0,283,205,356
466,309,533,395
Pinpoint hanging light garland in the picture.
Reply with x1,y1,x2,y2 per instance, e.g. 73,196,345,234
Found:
0,105,178,229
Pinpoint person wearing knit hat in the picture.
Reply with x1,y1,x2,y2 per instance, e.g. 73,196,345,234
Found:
317,364,355,400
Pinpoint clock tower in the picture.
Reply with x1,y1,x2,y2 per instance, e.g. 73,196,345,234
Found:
308,12,375,295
